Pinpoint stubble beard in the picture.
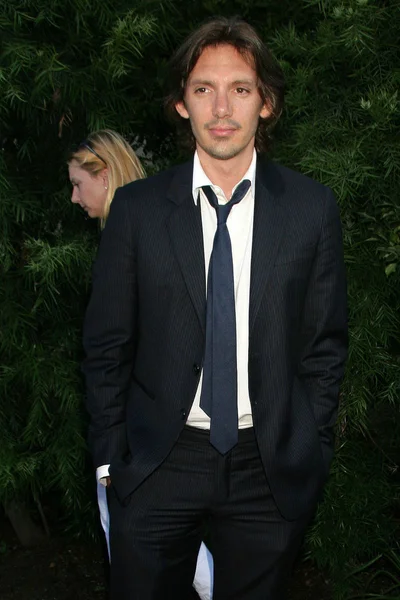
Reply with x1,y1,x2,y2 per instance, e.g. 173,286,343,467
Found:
201,143,245,161
195,121,257,161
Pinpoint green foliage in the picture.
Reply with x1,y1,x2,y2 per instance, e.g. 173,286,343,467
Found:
343,549,400,599
267,0,400,592
0,0,176,532
273,0,400,440
1,0,398,593
306,439,399,598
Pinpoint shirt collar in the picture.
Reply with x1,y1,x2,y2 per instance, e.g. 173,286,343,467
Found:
192,149,257,204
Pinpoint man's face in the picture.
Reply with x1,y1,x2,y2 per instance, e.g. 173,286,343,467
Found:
175,44,271,162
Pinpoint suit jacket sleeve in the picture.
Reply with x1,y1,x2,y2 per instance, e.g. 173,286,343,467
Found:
82,188,136,469
298,187,348,463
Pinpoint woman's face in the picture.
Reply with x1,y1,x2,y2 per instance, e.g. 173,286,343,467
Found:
68,160,108,218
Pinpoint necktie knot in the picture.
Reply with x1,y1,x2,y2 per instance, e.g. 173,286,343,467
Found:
202,179,251,225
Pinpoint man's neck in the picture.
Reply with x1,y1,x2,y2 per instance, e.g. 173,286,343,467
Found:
197,146,254,200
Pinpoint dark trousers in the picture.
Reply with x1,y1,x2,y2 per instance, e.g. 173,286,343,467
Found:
108,426,315,600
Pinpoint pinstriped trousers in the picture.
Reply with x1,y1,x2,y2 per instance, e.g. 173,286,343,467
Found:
108,426,315,600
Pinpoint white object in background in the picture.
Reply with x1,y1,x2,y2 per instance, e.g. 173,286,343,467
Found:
193,540,214,600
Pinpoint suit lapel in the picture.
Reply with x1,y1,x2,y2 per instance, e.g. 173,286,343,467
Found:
165,157,286,336
249,158,286,335
166,161,206,334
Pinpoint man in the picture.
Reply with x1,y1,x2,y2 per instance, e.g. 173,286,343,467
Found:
83,16,348,600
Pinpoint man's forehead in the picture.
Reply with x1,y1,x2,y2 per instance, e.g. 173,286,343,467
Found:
188,44,257,79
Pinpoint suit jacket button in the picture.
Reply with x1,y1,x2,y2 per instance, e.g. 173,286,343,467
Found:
193,363,201,375
180,408,187,420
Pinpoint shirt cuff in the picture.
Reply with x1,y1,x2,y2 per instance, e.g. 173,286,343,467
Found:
96,464,110,486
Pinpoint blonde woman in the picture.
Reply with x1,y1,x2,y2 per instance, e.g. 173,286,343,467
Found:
68,130,214,600
68,129,145,226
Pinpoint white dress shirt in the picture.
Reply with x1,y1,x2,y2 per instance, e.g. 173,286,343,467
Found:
187,150,256,429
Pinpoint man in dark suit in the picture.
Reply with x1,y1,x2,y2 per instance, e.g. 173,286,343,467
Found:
83,16,348,600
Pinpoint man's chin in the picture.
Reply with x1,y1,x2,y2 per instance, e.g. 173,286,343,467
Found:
201,143,243,161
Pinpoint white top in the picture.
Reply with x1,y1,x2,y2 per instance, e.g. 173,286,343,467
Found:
186,150,256,429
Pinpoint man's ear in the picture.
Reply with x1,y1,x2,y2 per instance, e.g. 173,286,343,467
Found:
260,100,273,120
175,101,190,120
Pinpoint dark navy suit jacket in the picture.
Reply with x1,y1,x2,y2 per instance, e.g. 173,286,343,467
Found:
83,156,348,520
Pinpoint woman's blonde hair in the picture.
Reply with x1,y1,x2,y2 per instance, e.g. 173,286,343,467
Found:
68,129,145,228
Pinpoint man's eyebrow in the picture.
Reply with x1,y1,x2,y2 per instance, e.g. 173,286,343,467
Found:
231,79,256,86
188,79,215,87
188,78,256,87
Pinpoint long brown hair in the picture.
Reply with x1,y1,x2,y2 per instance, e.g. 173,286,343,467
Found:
165,16,285,154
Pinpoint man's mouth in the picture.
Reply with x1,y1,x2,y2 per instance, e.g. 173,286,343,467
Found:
208,127,236,137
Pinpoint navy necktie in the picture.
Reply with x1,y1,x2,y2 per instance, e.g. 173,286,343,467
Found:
200,179,251,454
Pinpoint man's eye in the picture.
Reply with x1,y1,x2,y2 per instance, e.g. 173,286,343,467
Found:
236,87,250,94
195,87,208,94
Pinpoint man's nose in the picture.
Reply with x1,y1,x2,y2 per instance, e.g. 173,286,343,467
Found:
212,90,232,118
